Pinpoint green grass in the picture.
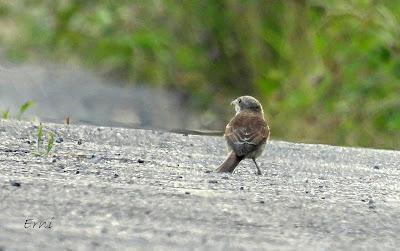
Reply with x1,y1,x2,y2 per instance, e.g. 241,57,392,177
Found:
1,110,9,119
17,100,35,120
1,100,35,121
34,123,56,156
37,123,43,152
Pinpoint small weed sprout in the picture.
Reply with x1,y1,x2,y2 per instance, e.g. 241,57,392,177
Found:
37,123,43,151
1,100,35,120
46,132,55,155
17,100,35,120
34,123,56,156
1,109,9,119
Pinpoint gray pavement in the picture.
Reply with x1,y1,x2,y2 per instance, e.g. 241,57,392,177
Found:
0,63,208,130
0,120,399,250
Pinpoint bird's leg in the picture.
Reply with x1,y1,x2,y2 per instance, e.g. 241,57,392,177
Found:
252,158,262,175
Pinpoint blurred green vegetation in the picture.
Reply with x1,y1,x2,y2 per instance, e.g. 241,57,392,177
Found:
0,0,399,149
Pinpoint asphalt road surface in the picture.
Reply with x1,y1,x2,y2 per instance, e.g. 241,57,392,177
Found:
0,63,210,130
0,120,399,250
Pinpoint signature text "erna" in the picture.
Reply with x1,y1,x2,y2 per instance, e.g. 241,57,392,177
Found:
24,218,54,229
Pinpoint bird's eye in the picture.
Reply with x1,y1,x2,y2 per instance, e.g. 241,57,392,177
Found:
238,99,242,103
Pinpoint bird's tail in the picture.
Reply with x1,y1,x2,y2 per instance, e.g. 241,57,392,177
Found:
216,151,243,173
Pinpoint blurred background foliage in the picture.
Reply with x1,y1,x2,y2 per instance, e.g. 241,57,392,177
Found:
0,0,399,149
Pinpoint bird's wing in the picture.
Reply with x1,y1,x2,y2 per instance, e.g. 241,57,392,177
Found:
225,113,269,157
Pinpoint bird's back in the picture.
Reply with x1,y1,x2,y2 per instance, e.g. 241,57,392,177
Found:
224,111,269,157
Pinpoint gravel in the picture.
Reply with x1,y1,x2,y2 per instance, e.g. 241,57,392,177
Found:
0,120,399,250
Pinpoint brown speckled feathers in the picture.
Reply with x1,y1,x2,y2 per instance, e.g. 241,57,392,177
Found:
225,112,269,157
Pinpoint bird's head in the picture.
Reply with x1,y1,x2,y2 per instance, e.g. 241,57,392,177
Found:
231,96,263,115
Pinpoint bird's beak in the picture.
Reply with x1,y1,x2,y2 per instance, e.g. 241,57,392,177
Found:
230,99,237,106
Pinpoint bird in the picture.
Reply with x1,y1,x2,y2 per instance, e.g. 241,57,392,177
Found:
216,96,270,175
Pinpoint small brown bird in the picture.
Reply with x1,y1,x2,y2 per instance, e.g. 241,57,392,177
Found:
216,96,270,175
